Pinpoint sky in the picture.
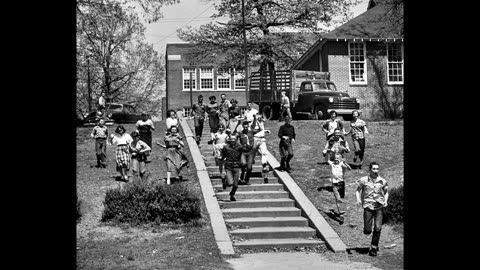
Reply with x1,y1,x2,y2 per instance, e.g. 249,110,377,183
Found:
144,0,370,55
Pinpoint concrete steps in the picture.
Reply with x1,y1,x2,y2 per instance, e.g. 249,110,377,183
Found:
212,177,279,185
213,183,284,192
216,191,290,200
222,207,301,218
226,216,309,228
187,119,326,251
230,226,316,240
233,238,324,249
219,198,295,209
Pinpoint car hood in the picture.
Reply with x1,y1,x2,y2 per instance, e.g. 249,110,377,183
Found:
303,91,351,98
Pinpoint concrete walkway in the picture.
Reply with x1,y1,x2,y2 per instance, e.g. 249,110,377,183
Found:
226,252,381,270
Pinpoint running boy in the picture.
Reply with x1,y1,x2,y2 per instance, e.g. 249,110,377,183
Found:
328,153,352,204
91,118,109,168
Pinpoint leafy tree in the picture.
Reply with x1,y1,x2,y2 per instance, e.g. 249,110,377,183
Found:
177,0,360,72
76,0,168,116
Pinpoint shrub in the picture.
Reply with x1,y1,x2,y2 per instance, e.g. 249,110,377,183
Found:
101,181,201,226
383,184,404,224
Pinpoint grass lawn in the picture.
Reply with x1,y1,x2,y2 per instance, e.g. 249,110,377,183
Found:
76,121,235,270
77,118,403,270
262,119,404,270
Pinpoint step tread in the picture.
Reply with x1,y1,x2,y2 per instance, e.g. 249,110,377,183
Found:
233,238,324,246
230,226,316,233
213,183,283,188
218,198,294,203
216,190,288,195
226,216,308,222
222,207,300,213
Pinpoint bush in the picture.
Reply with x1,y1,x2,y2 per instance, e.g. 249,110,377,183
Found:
101,181,202,226
383,184,403,224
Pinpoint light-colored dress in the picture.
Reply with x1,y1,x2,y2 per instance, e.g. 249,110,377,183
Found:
213,132,228,160
164,134,184,177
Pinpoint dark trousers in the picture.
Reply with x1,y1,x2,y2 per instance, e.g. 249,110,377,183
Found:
353,138,365,161
225,166,240,196
240,151,254,182
332,181,345,199
363,207,384,248
95,138,107,165
194,117,204,140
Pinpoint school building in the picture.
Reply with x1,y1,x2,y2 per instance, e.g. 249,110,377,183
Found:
163,42,249,119
292,0,404,119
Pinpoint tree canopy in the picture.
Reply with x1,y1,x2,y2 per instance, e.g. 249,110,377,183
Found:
76,0,172,116
177,0,360,72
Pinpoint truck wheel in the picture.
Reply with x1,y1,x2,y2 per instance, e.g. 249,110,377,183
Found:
314,106,327,120
262,105,274,120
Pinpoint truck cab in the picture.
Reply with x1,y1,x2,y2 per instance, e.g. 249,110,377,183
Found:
292,80,360,120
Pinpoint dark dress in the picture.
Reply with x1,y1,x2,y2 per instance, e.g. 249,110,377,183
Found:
207,102,219,133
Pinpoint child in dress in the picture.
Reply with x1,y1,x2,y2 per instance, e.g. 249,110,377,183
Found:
109,125,133,181
163,126,186,184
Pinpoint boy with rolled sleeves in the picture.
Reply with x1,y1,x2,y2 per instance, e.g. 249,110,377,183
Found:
355,162,389,257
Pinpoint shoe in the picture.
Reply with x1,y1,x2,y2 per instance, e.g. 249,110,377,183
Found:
207,140,213,144
244,181,251,185
275,166,286,171
353,157,357,163
285,167,291,173
230,196,236,202
369,248,378,257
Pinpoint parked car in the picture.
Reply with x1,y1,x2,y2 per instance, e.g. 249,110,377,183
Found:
82,111,114,127
105,103,143,123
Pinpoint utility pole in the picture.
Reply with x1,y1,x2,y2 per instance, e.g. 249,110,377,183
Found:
242,0,248,103
189,71,193,115
87,55,92,112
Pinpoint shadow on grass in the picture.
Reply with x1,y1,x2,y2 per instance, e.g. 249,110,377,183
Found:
319,209,345,225
346,247,371,255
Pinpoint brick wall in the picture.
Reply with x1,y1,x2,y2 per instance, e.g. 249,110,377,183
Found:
322,41,404,120
166,43,248,114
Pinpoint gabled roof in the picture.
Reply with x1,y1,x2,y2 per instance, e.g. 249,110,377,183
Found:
323,0,403,40
291,0,403,69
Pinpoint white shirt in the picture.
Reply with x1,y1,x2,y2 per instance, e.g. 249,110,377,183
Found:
254,121,266,138
329,161,346,184
136,119,155,129
111,133,133,146
98,96,105,106
166,117,179,130
244,108,259,122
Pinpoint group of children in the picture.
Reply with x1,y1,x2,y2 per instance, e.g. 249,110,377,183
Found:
91,121,152,182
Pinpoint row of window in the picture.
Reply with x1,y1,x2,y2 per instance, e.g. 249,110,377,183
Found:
183,68,246,91
348,42,404,85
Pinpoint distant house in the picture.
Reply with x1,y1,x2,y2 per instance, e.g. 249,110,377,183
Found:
292,0,404,119
164,42,248,118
